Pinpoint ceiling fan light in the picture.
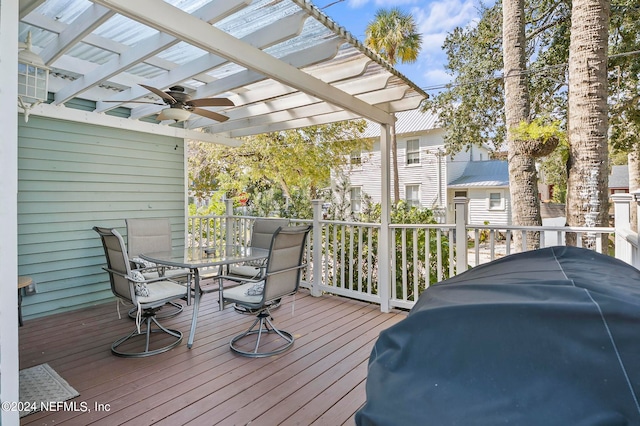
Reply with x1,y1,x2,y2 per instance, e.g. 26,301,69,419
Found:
160,107,191,122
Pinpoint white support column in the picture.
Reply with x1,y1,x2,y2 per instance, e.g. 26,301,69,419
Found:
378,123,392,313
311,199,323,297
612,193,633,265
225,198,234,245
1,1,21,424
454,197,469,274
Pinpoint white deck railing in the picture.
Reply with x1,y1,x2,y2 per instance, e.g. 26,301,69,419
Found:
189,194,640,311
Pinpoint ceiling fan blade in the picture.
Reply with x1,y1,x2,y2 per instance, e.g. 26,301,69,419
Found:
187,98,234,107
191,108,229,122
101,100,165,105
139,84,176,104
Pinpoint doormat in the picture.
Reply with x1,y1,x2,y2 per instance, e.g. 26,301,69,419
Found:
19,363,79,417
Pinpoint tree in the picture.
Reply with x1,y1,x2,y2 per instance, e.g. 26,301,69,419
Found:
188,120,370,217
365,8,422,203
502,0,544,250
425,0,638,230
609,1,640,230
565,0,611,245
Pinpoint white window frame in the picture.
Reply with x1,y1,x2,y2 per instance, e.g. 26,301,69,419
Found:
405,184,421,208
350,186,362,213
350,150,362,167
487,190,505,210
406,139,420,165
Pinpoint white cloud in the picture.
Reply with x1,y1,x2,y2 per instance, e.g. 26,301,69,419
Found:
423,68,452,88
413,0,478,33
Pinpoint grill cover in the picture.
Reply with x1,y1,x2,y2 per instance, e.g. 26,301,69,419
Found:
356,246,640,425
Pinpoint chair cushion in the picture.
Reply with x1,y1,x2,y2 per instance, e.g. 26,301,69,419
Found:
136,280,187,305
131,256,156,269
129,270,149,296
224,281,265,305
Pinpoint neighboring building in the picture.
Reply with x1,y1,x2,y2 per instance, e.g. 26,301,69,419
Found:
609,165,630,195
337,109,511,225
448,160,511,225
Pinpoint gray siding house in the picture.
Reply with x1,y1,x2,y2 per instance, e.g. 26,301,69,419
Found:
339,109,510,225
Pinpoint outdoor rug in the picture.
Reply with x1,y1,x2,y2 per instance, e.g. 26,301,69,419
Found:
19,363,79,417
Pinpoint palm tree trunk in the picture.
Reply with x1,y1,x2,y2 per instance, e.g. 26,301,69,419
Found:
503,0,541,251
566,0,610,247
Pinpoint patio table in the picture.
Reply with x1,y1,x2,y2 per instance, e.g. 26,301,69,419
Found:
140,245,269,348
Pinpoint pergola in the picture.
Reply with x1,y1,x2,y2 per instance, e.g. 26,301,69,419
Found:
1,1,427,421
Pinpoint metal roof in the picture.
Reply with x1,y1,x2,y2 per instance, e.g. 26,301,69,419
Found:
360,108,440,138
609,165,629,189
448,160,509,188
18,0,427,145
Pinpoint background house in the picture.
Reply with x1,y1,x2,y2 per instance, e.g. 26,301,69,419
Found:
609,164,630,195
447,160,511,225
338,109,511,225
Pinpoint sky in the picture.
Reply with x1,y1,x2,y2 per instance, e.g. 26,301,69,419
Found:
319,0,486,94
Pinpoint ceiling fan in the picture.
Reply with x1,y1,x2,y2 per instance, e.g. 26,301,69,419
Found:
106,84,234,122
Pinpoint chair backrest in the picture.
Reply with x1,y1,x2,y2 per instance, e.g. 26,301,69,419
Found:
94,226,135,303
262,225,311,303
126,218,172,257
250,218,290,250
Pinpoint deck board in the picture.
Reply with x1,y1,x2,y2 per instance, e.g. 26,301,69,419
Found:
19,287,406,425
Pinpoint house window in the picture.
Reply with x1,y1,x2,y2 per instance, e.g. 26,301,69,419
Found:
350,187,362,213
406,139,420,165
405,184,420,207
454,191,468,198
350,150,362,166
488,191,504,210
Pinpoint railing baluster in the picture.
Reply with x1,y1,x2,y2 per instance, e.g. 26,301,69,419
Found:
401,229,407,301
413,228,419,302
348,225,354,291
367,227,373,294
188,214,618,311
437,229,443,282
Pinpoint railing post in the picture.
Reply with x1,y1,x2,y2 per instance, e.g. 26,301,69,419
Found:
311,200,323,297
378,123,392,313
454,197,469,274
612,193,632,264
225,198,234,245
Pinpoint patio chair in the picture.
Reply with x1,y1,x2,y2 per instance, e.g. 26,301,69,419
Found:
126,218,191,317
225,218,290,279
94,226,188,357
219,218,289,313
220,225,311,357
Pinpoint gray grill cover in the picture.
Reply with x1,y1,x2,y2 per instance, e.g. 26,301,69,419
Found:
356,246,640,425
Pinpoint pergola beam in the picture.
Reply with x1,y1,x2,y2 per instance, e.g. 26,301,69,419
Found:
92,0,395,125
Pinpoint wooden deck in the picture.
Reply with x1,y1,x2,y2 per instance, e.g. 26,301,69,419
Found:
19,285,406,425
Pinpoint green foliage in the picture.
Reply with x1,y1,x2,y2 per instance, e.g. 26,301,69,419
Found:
188,120,370,218
325,198,452,301
609,0,640,154
425,0,639,165
365,8,423,66
539,136,569,203
512,119,563,145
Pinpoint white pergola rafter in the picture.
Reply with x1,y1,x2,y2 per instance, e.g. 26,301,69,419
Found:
94,8,310,113
53,0,247,105
92,0,396,126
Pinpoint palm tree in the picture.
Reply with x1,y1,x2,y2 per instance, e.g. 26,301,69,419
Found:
566,0,610,246
365,8,422,203
502,0,543,250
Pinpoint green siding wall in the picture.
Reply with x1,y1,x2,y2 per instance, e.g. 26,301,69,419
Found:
18,116,186,320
